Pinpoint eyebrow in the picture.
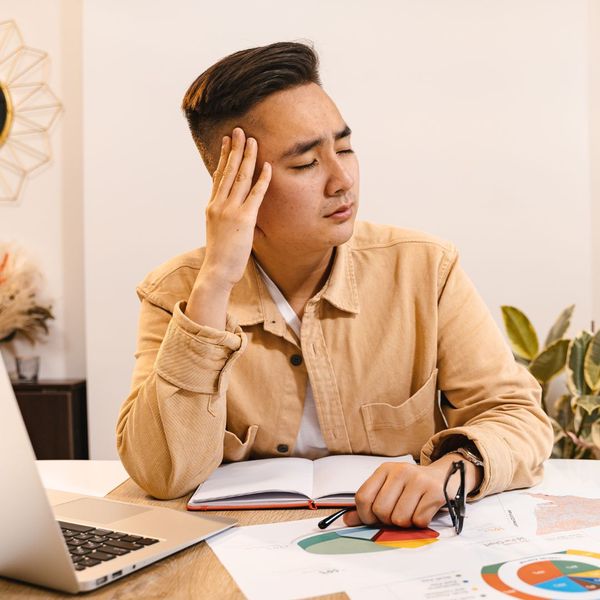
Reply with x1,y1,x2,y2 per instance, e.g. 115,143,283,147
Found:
280,124,352,159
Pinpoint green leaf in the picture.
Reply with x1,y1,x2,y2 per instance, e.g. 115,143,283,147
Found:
566,331,593,395
576,416,593,441
501,306,539,360
552,395,574,435
544,304,574,348
591,421,600,449
574,446,591,459
572,403,584,432
584,330,600,393
549,417,566,444
528,339,569,383
573,395,600,416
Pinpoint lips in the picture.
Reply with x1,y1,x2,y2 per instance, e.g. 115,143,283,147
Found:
325,203,353,218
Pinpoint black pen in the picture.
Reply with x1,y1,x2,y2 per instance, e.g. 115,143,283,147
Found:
317,507,353,529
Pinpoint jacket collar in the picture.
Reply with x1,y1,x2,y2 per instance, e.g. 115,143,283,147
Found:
229,240,360,330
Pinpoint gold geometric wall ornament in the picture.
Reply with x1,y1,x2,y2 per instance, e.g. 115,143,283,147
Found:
0,20,63,204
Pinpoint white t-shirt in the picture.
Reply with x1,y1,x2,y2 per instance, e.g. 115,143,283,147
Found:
256,263,329,459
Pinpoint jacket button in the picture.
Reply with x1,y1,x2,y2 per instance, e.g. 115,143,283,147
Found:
277,444,289,453
290,354,303,366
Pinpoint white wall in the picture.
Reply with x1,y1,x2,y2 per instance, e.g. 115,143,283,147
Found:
83,0,595,459
0,0,85,379
590,0,600,331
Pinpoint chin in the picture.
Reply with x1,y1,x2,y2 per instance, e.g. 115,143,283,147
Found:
328,218,356,247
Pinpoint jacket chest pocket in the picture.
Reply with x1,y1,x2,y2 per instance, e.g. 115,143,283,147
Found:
360,369,439,458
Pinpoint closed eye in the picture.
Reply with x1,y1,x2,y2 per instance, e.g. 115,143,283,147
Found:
292,149,354,171
292,160,318,170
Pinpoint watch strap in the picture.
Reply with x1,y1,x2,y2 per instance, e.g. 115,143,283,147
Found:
452,447,484,468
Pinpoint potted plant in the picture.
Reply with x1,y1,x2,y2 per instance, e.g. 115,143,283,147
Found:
501,305,600,459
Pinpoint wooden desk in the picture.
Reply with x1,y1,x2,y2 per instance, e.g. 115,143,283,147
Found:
0,477,347,599
3,459,598,599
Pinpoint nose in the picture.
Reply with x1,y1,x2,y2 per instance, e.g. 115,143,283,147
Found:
325,154,354,197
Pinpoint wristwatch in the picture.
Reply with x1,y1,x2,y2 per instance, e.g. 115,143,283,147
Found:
452,447,484,468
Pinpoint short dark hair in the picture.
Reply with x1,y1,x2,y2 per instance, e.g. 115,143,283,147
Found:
182,41,321,170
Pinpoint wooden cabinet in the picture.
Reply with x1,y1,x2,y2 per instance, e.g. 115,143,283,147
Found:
11,379,88,459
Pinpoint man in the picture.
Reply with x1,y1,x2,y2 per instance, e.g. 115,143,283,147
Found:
117,41,553,529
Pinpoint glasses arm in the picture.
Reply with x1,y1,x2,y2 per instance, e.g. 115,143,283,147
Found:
443,460,466,535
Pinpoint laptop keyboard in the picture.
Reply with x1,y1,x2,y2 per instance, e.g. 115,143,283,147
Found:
59,520,159,571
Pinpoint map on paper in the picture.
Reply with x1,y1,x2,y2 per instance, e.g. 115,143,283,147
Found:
528,495,600,535
207,488,600,600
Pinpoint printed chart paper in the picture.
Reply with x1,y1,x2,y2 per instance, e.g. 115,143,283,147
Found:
207,491,600,600
348,545,600,599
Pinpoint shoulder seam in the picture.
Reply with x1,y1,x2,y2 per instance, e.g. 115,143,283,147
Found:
136,286,175,313
349,238,453,252
139,260,202,296
437,245,458,297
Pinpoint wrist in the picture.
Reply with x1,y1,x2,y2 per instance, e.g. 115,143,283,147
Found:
444,451,484,496
195,264,236,296
184,266,234,330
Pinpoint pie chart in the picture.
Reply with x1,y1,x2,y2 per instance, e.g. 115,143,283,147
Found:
482,550,600,599
298,525,439,555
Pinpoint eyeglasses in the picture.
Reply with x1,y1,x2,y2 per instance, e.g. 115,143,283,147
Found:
318,459,468,534
443,460,466,535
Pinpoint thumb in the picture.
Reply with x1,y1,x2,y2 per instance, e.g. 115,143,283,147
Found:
342,510,362,527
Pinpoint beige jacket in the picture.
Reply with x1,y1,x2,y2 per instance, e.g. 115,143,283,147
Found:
117,222,553,500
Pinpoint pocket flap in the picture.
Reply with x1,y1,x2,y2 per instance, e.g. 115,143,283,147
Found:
223,424,259,462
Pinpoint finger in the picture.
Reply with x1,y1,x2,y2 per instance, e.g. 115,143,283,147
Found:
353,466,389,526
215,127,246,201
210,136,231,202
228,137,258,204
410,491,445,529
242,162,271,214
342,510,362,527
389,486,426,528
371,471,411,525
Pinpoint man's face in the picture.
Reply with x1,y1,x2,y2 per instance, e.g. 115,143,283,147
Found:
242,83,360,256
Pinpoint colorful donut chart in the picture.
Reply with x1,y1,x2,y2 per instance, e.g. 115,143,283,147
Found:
482,550,600,600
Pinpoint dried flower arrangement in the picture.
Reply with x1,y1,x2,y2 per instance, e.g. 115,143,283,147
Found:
0,244,54,345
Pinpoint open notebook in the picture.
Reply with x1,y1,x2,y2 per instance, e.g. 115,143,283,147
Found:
187,454,415,510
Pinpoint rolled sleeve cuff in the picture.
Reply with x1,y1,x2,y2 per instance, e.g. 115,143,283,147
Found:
155,300,245,394
420,426,513,500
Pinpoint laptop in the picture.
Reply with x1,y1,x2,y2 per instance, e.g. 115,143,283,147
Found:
0,356,236,593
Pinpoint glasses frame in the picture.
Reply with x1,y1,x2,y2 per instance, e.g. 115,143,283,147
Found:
443,460,466,535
